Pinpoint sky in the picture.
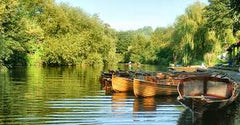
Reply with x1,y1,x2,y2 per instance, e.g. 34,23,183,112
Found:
55,0,209,31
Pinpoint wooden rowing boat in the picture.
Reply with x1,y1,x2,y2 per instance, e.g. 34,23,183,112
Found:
177,75,239,113
99,70,133,91
112,75,133,92
133,76,179,97
133,72,211,98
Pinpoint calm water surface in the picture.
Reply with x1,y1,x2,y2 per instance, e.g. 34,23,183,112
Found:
0,65,240,125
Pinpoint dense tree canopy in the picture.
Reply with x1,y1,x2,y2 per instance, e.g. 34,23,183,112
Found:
0,0,240,68
0,0,117,67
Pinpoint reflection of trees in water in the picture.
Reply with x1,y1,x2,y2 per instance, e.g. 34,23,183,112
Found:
178,101,239,125
0,66,104,124
0,69,28,124
117,63,168,72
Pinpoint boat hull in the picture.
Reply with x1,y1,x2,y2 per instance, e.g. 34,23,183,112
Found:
133,78,178,97
178,96,233,113
177,76,239,113
112,75,133,92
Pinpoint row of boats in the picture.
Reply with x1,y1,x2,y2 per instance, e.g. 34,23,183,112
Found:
99,68,239,114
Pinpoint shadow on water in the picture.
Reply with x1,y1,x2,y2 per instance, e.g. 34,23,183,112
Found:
178,96,240,125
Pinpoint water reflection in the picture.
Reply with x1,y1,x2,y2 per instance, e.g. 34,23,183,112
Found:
133,96,179,112
0,66,104,124
132,96,183,124
111,93,134,119
134,97,157,112
104,63,168,72
0,65,240,124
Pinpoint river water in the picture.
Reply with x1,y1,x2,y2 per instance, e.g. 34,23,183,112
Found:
0,65,240,125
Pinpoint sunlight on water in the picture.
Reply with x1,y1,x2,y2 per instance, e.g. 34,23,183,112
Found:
0,66,239,125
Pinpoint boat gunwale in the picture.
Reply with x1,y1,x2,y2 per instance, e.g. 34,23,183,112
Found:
177,75,239,111
133,78,177,86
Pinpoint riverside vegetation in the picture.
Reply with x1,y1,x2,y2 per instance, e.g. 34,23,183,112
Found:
1,0,240,68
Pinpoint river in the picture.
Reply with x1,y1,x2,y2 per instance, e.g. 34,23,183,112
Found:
0,65,239,125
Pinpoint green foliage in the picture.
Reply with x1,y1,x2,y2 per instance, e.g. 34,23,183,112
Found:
1,0,240,68
135,26,153,36
0,0,117,67
116,27,163,64
172,2,207,65
231,0,240,12
152,27,174,65
84,53,103,66
116,31,135,54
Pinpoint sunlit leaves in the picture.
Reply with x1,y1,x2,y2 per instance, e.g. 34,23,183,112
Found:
172,2,206,65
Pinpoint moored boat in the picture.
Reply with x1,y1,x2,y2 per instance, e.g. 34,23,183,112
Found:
177,74,239,113
133,71,211,98
133,76,179,97
100,69,133,90
112,75,133,92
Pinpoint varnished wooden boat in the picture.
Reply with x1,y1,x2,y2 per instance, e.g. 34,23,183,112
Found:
177,75,239,113
134,71,237,98
133,72,211,98
133,76,179,97
99,70,132,90
112,75,133,92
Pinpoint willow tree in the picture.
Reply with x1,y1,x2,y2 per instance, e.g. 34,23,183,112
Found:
172,2,207,65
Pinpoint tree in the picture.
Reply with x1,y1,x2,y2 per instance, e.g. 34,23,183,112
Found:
172,2,207,65
151,27,174,65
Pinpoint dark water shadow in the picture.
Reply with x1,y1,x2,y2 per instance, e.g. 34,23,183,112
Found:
178,100,239,125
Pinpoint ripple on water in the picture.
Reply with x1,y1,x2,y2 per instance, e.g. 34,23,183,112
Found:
0,66,190,125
